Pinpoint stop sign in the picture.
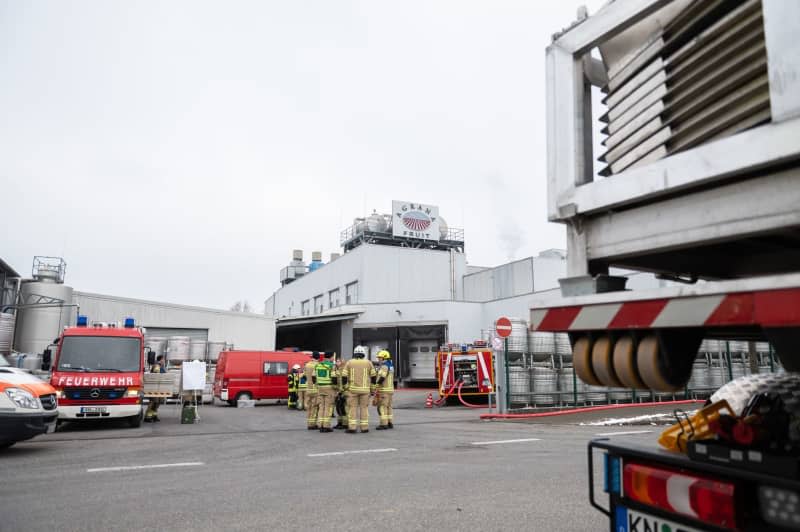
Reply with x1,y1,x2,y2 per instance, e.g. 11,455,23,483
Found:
495,316,513,338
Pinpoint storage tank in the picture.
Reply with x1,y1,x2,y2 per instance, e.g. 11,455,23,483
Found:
531,366,557,405
493,318,528,353
365,212,387,233
145,337,167,358
14,258,73,355
190,341,207,361
167,336,191,363
207,341,226,363
509,365,530,405
438,216,449,240
0,313,15,355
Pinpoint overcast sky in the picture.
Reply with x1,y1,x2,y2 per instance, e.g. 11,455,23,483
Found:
1,0,603,311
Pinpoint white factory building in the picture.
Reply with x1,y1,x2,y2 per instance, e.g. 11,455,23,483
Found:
1,256,275,364
264,201,663,383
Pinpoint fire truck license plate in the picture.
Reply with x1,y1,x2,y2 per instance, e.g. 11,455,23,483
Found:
616,506,702,532
80,406,108,414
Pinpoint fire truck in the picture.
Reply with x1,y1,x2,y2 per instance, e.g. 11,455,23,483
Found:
50,316,146,428
536,1,800,530
436,344,494,400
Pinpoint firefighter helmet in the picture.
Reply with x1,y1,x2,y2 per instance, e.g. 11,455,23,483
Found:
353,345,367,359
292,364,301,370
377,350,391,360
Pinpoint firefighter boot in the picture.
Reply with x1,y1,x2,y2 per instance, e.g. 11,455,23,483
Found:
388,422,394,429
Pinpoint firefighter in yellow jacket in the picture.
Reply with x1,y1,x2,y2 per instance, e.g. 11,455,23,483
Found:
340,345,375,433
313,351,336,433
333,359,348,429
304,353,320,429
297,364,308,410
375,350,395,430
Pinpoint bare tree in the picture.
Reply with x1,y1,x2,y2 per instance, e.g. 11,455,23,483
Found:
229,300,252,313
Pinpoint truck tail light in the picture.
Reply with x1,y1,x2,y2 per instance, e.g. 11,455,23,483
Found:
623,462,737,530
759,486,800,529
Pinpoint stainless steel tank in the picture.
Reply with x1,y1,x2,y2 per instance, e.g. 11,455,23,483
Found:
493,318,528,353
528,332,555,360
15,277,74,355
558,366,585,405
167,336,191,363
190,341,207,361
365,212,387,232
145,337,167,358
530,366,557,405
509,365,531,405
438,216,449,239
207,342,226,363
0,313,15,355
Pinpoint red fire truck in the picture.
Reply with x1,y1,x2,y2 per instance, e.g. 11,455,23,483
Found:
50,316,146,428
436,345,494,400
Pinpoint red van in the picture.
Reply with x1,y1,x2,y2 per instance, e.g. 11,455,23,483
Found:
213,351,311,405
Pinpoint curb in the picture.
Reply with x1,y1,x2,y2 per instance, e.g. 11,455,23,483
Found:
479,399,705,420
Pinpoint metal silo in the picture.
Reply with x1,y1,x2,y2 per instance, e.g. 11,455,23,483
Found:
14,257,73,355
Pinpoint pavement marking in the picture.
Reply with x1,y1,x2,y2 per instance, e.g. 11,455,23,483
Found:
308,448,397,457
87,462,205,473
471,438,541,446
595,430,654,436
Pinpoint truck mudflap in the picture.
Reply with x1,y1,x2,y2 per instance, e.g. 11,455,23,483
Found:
589,438,800,532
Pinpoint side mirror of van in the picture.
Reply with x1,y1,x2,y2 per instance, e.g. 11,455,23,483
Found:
41,348,52,371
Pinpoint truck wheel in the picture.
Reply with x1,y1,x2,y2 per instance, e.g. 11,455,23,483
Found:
591,336,623,387
227,400,236,406
613,336,646,389
573,336,602,386
128,410,143,428
236,392,252,402
0,441,14,449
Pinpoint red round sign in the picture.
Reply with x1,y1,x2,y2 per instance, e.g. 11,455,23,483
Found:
495,316,512,338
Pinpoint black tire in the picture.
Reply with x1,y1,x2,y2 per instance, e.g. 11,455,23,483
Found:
0,441,14,449
227,400,236,406
236,392,252,402
128,410,143,428
54,420,65,433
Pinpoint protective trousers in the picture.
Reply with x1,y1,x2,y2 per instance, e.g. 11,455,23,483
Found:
306,392,319,428
145,399,161,419
288,390,297,409
336,392,349,427
297,390,306,410
377,393,393,427
316,386,336,429
347,391,370,431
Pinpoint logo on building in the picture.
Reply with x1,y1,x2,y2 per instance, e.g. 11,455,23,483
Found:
401,210,432,231
392,201,440,241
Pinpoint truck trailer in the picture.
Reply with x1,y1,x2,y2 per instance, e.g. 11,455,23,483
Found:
534,0,800,530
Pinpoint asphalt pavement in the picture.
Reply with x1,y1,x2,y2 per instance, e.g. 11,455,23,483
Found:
1,391,670,532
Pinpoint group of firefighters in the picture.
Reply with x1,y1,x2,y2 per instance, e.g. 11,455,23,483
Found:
286,345,394,433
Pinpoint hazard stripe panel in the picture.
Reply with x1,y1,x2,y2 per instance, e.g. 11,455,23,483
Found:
532,288,800,331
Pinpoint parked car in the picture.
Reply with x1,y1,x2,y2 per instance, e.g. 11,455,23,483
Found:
213,350,312,405
0,364,58,448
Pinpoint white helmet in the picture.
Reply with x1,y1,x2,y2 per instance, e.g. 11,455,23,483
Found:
292,364,301,370
353,345,367,358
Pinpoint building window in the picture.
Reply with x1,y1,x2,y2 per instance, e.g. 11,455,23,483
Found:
329,288,340,308
264,361,288,375
301,300,310,316
345,281,358,305
314,294,324,314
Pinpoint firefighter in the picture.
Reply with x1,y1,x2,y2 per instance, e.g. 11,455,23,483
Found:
287,364,300,409
333,359,348,429
304,353,320,429
297,365,308,410
375,350,395,430
341,345,374,433
313,351,336,433
144,355,166,423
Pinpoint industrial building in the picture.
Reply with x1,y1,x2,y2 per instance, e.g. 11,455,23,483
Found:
0,256,275,367
264,200,664,384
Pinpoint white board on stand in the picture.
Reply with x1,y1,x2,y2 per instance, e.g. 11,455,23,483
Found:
181,361,206,391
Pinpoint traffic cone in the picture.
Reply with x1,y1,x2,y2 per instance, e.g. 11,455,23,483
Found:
425,393,433,408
